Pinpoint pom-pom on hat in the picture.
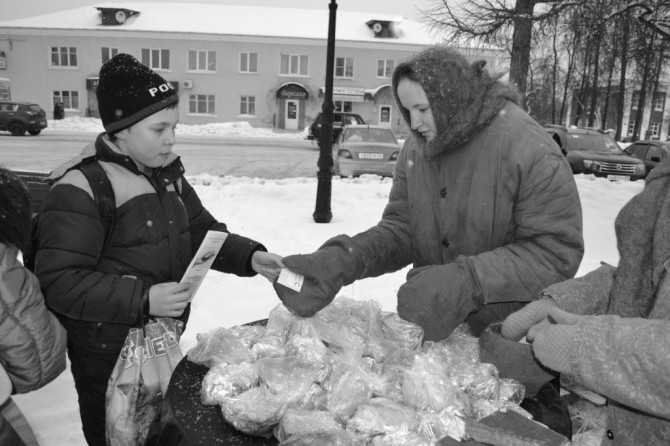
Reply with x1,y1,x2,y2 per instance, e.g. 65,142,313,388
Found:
96,53,178,135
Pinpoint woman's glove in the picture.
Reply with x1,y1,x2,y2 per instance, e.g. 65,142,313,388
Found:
526,307,581,375
501,297,558,341
273,235,364,317
396,264,481,342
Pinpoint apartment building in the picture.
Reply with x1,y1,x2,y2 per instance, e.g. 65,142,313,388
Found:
0,2,503,135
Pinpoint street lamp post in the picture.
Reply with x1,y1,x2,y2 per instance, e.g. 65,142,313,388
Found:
313,0,338,223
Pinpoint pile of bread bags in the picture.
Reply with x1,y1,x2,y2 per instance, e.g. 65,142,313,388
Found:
187,296,527,445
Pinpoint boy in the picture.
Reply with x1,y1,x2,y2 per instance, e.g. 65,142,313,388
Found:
34,53,283,445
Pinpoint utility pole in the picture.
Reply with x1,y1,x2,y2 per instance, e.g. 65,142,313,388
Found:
313,0,337,223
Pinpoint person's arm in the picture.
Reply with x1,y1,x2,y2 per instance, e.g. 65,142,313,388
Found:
0,247,67,393
178,178,268,277
567,316,670,419
349,140,414,278
36,176,147,325
501,263,617,340
469,147,584,305
530,305,670,420
273,142,414,317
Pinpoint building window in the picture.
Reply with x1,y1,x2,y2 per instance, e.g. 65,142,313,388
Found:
334,101,352,112
240,96,256,116
377,59,394,78
50,47,77,67
653,94,665,111
141,49,170,70
280,54,308,76
628,122,636,134
631,91,640,110
189,94,215,115
52,90,79,110
649,122,660,137
188,50,216,72
101,47,119,64
240,52,258,73
335,57,354,78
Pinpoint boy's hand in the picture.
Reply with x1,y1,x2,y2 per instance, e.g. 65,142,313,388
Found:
149,282,192,318
251,251,284,282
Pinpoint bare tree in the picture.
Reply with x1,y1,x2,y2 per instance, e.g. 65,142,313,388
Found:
421,0,583,95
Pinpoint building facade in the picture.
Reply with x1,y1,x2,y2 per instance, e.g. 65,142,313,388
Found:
0,2,503,136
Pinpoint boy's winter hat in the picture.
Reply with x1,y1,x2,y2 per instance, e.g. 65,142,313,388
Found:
0,167,32,253
392,45,520,159
97,53,178,135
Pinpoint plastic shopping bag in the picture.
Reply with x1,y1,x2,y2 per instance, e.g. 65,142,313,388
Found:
105,317,184,446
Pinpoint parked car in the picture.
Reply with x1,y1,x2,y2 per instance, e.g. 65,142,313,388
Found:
545,125,646,181
332,125,400,178
623,140,670,177
0,101,48,136
307,111,365,143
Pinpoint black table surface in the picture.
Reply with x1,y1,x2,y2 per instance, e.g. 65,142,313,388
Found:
161,357,278,446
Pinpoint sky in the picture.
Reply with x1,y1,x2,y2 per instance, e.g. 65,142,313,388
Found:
8,116,633,446
3,0,438,22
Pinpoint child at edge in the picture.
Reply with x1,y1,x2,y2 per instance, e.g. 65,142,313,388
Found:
33,53,284,446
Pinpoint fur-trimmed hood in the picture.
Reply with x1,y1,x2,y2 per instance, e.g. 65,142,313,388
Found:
392,45,521,159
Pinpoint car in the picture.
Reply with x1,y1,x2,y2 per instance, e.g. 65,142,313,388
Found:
0,100,48,136
545,125,646,181
332,125,400,178
307,111,365,143
623,140,670,177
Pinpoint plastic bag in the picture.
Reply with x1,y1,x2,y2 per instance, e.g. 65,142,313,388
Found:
200,362,258,405
381,312,423,351
105,317,183,446
416,406,466,441
187,326,254,367
228,324,266,349
274,409,343,443
256,357,321,406
326,355,374,424
346,397,419,439
370,431,432,446
221,386,284,437
402,355,467,412
278,430,360,446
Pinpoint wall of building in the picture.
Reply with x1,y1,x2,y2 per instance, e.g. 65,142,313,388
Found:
0,19,502,136
0,28,436,134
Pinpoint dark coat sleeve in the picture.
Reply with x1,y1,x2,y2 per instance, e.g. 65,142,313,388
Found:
35,183,146,325
178,178,265,277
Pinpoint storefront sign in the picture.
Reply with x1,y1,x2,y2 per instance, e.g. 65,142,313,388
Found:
0,78,10,100
277,83,308,100
0,51,6,70
333,86,365,96
320,86,366,102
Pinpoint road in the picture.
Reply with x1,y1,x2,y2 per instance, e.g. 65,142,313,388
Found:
0,130,324,178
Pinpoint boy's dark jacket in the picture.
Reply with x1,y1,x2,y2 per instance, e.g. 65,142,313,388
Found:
35,133,265,354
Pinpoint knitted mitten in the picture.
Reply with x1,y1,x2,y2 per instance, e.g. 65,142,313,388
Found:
530,322,578,375
501,297,558,341
273,235,363,318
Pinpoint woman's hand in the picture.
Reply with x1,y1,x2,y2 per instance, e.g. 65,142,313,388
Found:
251,251,284,282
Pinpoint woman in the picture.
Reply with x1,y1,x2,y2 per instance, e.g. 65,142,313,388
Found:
274,45,584,341
502,154,670,444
